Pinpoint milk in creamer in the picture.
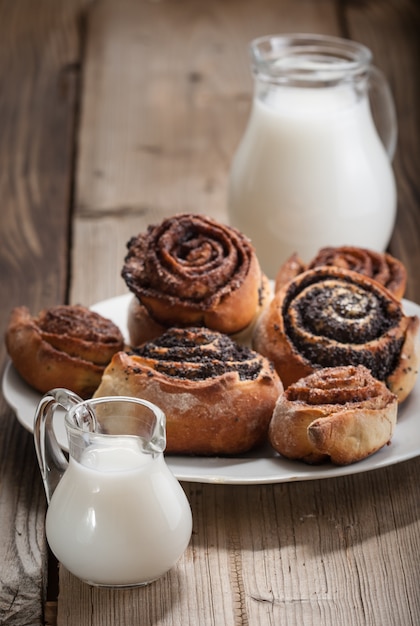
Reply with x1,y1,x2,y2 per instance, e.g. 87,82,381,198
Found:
45,441,192,586
228,84,396,277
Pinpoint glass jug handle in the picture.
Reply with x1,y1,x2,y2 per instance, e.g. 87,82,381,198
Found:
34,388,83,503
370,66,398,161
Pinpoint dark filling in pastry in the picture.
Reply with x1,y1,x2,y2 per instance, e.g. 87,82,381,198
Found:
285,365,392,405
282,270,404,380
307,245,406,296
131,327,265,381
37,306,122,344
298,286,396,343
122,214,253,309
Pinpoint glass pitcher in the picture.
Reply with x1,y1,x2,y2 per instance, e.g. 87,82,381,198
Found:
34,390,193,588
228,34,397,277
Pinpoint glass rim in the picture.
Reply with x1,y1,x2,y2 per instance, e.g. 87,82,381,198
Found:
65,394,166,433
250,33,372,85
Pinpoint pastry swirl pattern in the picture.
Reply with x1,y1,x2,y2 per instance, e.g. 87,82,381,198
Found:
275,246,407,299
269,365,398,465
307,246,407,299
94,327,283,455
132,327,265,381
284,271,402,380
253,266,419,401
5,305,125,398
122,213,267,337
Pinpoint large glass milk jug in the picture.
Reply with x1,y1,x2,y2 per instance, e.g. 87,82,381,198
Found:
228,34,398,277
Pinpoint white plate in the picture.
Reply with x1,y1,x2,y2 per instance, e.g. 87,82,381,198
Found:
3,295,420,485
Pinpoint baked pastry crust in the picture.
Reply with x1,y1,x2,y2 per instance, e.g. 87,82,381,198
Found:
121,213,269,343
269,365,398,465
5,305,125,398
274,252,306,293
94,327,283,455
275,246,407,299
127,273,273,347
253,266,419,401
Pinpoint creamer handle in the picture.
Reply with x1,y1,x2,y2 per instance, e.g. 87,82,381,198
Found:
370,66,398,161
33,388,82,503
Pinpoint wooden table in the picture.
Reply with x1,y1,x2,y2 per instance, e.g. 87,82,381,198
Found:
1,1,419,625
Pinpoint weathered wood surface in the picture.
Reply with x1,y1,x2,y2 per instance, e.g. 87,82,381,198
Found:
343,0,420,300
0,1,90,624
62,1,420,626
70,0,342,307
0,0,419,625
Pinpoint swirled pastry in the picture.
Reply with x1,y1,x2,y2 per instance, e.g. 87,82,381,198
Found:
253,266,419,402
121,213,270,344
269,365,398,465
5,305,125,399
94,327,283,455
275,246,407,299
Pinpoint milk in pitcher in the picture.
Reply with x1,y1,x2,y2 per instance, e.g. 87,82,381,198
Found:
228,35,397,278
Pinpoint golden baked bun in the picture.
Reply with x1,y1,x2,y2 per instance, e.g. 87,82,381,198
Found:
94,327,283,455
275,246,407,299
127,274,273,347
121,213,270,344
5,305,125,399
269,365,398,465
253,266,419,402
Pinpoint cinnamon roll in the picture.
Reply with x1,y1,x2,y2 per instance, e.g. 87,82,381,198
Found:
269,365,398,465
121,213,270,344
5,305,125,399
253,266,419,402
275,246,407,299
94,327,283,455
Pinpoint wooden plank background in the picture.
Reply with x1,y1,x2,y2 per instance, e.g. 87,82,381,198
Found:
63,1,420,625
0,1,90,624
0,0,419,625
70,0,343,307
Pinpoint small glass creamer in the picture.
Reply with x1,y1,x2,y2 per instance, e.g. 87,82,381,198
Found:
34,391,193,588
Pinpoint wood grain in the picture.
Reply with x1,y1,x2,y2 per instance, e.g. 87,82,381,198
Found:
57,1,420,626
70,0,340,305
0,0,419,625
0,1,90,623
75,0,340,217
343,0,420,301
57,464,420,625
